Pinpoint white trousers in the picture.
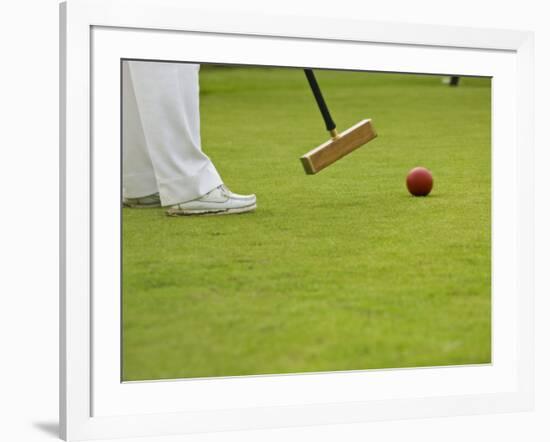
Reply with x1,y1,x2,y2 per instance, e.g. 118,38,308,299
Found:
122,61,223,206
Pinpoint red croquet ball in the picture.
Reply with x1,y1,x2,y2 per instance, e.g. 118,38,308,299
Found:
406,167,433,196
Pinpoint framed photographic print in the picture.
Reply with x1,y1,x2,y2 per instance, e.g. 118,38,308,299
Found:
60,0,534,440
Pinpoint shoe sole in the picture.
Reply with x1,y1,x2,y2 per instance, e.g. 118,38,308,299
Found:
122,202,161,208
166,203,257,217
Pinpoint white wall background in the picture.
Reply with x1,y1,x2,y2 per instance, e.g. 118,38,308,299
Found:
0,0,547,441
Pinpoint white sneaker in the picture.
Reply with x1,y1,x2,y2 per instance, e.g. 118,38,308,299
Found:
166,185,256,216
123,192,161,208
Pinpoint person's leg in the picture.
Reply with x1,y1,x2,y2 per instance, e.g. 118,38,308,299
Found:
127,61,223,207
122,61,159,203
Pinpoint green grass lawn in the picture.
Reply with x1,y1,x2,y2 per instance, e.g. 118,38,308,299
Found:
122,67,491,381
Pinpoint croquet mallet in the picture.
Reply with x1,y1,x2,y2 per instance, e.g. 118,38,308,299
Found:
300,69,377,174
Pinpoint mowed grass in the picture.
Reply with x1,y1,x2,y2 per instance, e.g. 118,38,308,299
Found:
122,67,491,381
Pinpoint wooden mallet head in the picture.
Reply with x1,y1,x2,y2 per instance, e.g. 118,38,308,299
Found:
301,69,377,174
300,119,377,174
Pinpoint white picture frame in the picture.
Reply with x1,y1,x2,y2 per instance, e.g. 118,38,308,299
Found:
60,0,534,440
